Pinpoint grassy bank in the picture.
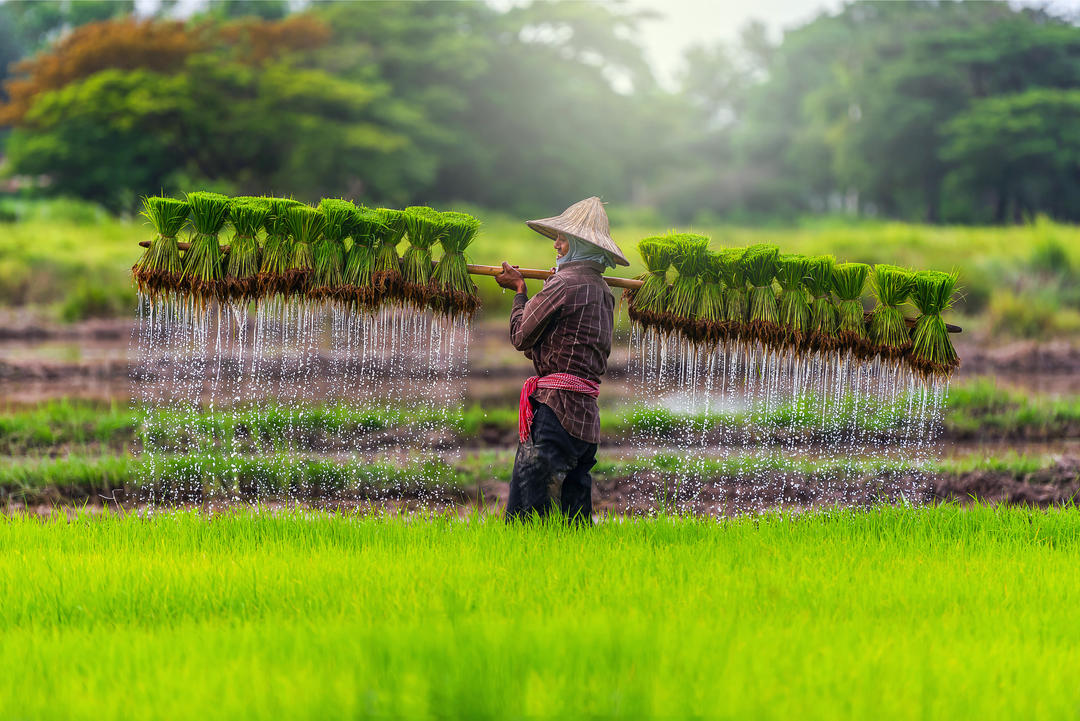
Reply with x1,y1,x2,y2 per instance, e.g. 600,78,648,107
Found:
4,209,1080,336
1,507,1079,719
0,446,1069,505
2,378,1077,456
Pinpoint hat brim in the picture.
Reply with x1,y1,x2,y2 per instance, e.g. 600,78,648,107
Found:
525,219,630,267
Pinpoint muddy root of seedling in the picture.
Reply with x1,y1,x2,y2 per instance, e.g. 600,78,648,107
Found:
132,267,185,298
431,288,481,318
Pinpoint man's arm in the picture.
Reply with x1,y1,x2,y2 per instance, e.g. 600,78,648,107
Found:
509,279,564,351
495,262,563,351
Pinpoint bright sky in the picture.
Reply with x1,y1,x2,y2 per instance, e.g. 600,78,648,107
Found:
622,0,1080,88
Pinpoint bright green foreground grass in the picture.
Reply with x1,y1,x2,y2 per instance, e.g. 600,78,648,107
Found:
1,507,1079,720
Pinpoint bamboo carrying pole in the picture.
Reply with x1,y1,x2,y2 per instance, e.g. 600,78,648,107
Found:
138,240,961,332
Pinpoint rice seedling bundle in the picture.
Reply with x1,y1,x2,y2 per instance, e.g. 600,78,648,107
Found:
225,198,268,302
832,262,871,353
432,211,482,317
258,197,302,297
313,199,354,301
776,254,811,346
401,206,447,307
869,264,915,357
180,191,231,303
284,205,327,296
742,244,780,341
697,250,725,343
342,207,385,309
908,270,960,377
628,237,675,331
805,255,838,349
718,248,747,327
373,208,406,300
668,234,711,338
133,196,189,297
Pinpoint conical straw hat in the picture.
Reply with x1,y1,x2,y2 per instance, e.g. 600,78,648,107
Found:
526,196,629,267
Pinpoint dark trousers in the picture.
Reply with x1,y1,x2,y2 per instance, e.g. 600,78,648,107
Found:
506,402,597,523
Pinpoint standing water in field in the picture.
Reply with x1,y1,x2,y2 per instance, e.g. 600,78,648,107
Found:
618,327,947,515
131,293,471,510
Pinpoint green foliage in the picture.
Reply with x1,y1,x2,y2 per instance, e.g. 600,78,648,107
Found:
226,199,267,282
632,236,675,315
284,205,326,274
259,197,301,278
909,270,959,373
698,251,724,323
342,207,383,293
742,244,779,326
401,206,445,288
805,255,837,336
373,208,406,276
717,248,747,322
776,254,810,335
59,281,134,321
134,196,188,280
832,262,870,339
432,211,482,315
869,264,915,349
667,234,710,320
312,199,354,291
181,191,231,291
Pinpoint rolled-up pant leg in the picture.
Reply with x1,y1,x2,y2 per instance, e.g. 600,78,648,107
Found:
506,402,596,522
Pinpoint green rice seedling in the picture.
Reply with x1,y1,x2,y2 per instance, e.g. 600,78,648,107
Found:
742,244,780,343
832,262,871,355
432,210,482,317
257,197,302,298
401,206,447,307
697,250,725,344
225,199,268,302
869,264,916,357
668,234,711,339
373,208,407,301
342,206,385,309
313,199,354,302
776,254,811,347
908,270,960,377
717,247,747,331
628,236,675,332
283,205,327,296
180,191,231,304
133,196,189,297
805,255,839,350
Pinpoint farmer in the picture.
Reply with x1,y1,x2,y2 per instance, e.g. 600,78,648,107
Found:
494,197,629,522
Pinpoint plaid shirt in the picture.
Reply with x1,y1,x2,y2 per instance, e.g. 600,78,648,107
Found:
510,260,614,443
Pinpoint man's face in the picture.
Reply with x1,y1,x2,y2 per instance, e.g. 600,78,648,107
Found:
554,234,570,258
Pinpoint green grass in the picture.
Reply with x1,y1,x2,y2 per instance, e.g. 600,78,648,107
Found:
2,379,1079,456
7,206,1080,329
1,507,1080,719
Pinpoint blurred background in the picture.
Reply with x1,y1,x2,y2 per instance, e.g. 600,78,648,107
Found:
5,0,1080,511
1,0,1080,350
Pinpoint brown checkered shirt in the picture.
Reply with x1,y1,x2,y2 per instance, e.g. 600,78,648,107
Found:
510,260,614,443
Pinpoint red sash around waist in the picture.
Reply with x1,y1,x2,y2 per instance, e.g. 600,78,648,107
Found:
518,373,600,444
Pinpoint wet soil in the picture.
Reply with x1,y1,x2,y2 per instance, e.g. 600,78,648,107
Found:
7,459,1079,517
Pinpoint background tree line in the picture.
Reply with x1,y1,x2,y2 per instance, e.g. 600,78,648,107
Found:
1,0,1079,223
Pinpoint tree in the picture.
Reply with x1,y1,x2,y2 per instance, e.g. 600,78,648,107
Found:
943,89,1080,222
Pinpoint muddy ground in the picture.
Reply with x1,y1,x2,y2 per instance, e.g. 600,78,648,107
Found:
3,317,1080,515
6,457,1079,517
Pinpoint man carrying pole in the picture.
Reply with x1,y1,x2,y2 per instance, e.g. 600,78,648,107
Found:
494,197,629,522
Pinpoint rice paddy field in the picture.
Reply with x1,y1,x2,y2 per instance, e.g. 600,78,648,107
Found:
4,204,1080,719
3,506,1079,720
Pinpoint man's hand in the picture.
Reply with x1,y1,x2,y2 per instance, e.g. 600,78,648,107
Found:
495,262,527,294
